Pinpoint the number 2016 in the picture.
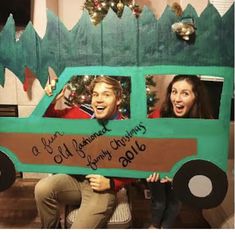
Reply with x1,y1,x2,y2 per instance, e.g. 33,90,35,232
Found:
119,140,146,167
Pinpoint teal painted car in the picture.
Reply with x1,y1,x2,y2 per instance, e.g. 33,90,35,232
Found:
0,65,233,208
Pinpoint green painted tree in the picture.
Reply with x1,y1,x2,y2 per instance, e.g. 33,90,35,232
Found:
0,3,233,87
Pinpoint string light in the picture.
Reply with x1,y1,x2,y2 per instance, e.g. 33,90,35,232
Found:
117,0,124,11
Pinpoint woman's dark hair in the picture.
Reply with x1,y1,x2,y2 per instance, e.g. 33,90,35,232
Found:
160,75,213,118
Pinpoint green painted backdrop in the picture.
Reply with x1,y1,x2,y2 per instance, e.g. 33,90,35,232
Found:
0,3,234,87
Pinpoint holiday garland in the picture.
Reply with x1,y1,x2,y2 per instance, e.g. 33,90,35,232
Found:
84,0,142,24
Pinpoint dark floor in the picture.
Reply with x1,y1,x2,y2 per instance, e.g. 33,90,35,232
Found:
0,178,211,229
0,178,40,228
128,182,211,229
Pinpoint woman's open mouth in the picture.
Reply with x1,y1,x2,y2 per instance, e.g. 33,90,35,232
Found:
174,104,185,114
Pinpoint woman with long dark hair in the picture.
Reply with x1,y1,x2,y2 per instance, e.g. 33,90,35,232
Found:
147,75,213,228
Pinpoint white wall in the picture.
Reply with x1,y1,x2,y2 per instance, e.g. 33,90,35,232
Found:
58,0,85,30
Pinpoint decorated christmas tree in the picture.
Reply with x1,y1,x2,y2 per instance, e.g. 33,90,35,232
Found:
64,75,93,107
84,0,142,25
146,75,158,114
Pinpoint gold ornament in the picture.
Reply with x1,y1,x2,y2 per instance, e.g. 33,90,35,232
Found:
171,17,196,41
117,1,124,11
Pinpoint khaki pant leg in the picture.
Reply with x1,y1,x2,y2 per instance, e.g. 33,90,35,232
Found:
71,179,116,229
34,174,82,228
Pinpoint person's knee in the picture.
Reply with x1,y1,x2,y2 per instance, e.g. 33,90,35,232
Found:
167,201,182,213
152,201,166,212
34,179,50,202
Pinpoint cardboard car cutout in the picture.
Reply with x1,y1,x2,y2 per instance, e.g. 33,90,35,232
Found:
0,3,234,209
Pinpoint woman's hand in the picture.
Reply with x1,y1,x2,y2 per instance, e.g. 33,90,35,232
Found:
146,172,159,182
160,176,172,183
146,173,172,183
86,174,111,191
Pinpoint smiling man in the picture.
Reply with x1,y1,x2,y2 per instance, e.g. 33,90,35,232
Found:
90,76,124,120
35,75,134,229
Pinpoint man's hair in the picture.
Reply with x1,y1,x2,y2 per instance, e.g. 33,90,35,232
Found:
90,76,123,99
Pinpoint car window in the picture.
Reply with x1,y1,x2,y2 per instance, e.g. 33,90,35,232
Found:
145,74,223,119
44,75,131,120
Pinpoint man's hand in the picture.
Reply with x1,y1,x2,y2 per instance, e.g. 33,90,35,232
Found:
44,77,58,96
44,83,53,96
45,81,67,105
86,174,111,191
